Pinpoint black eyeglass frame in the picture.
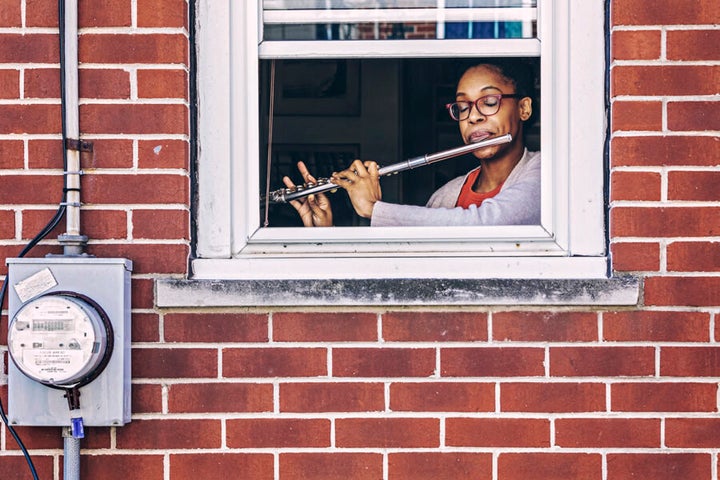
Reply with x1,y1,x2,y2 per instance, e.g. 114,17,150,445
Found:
445,93,524,122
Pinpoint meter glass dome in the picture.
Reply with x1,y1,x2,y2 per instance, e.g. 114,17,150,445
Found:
7,294,111,387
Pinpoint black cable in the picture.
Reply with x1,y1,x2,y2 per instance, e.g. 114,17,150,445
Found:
0,0,72,478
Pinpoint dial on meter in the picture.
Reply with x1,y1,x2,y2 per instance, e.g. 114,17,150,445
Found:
7,292,113,389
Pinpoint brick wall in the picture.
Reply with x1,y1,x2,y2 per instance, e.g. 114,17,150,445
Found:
1,0,719,479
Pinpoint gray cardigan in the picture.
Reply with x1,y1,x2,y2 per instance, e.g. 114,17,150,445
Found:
370,150,541,226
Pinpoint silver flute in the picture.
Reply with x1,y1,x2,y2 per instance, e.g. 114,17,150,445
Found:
266,133,512,203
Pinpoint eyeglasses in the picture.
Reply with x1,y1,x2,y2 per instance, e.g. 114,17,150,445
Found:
445,93,522,121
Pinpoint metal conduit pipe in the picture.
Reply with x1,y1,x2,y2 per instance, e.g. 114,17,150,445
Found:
59,0,84,477
58,0,88,256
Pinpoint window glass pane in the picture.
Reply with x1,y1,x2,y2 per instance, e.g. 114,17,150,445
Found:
259,57,540,228
262,0,537,41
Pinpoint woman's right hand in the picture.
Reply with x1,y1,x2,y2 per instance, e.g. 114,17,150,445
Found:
282,161,333,227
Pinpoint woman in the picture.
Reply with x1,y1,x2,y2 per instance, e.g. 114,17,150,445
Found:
283,60,540,227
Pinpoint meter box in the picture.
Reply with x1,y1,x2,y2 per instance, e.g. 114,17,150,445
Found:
6,257,132,427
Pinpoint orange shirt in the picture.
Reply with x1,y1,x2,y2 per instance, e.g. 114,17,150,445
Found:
455,169,504,209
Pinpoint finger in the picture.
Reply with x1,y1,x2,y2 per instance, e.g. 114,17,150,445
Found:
364,161,379,177
297,161,317,183
282,175,296,188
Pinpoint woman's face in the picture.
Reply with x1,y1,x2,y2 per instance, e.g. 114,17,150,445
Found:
455,65,532,160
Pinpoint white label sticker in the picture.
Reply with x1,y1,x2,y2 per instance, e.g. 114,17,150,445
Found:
14,268,58,303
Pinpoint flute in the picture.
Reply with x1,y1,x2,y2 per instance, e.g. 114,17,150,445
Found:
265,133,512,204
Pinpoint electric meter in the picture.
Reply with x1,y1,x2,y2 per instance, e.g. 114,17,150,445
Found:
7,292,113,389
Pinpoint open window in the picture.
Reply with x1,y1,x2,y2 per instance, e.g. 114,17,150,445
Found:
193,0,607,280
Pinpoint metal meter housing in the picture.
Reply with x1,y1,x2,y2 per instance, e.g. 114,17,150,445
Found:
6,257,132,427
8,292,113,388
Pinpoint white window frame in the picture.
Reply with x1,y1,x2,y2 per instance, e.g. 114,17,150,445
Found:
193,0,607,280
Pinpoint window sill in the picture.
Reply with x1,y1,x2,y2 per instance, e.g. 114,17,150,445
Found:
156,275,639,307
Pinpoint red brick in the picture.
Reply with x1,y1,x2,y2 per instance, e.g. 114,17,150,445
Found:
132,347,217,378
498,453,602,480
79,68,131,99
0,104,61,134
132,383,162,414
612,0,720,25
446,418,550,447
390,382,494,412
132,312,160,342
603,310,710,342
22,208,127,240
116,419,221,449
645,276,720,307
388,453,492,480
25,0,59,27
164,312,267,342
667,241,720,271
169,382,273,413
87,243,189,275
611,207,720,237
666,418,720,448
131,277,155,309
0,456,53,480
280,453,383,480
611,382,717,412
493,311,598,342
79,34,188,64
81,139,134,169
612,66,719,96
80,104,188,134
138,0,187,28
382,311,487,342
223,347,327,377
27,139,62,169
132,209,189,240
668,102,720,132
668,171,720,202
17,208,63,240
171,454,273,480
273,312,377,342
227,418,330,448
0,174,63,203
668,30,720,61
612,101,662,132
607,453,711,480
336,418,439,448
611,170,661,201
23,68,59,98
501,383,606,413
4,426,62,449
0,210,15,239
0,0,21,27
0,139,23,168
280,382,385,412
611,30,661,60
333,347,435,377
138,139,188,169
82,454,163,480
441,347,545,377
611,136,720,167
611,242,661,272
0,69,19,98
550,346,655,377
82,173,188,204
137,68,187,99
555,418,660,448
661,347,720,376
78,0,131,27
0,34,58,62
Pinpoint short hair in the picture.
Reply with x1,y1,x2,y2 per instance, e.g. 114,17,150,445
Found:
454,57,539,127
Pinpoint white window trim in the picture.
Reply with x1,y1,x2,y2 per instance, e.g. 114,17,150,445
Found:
193,0,607,281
